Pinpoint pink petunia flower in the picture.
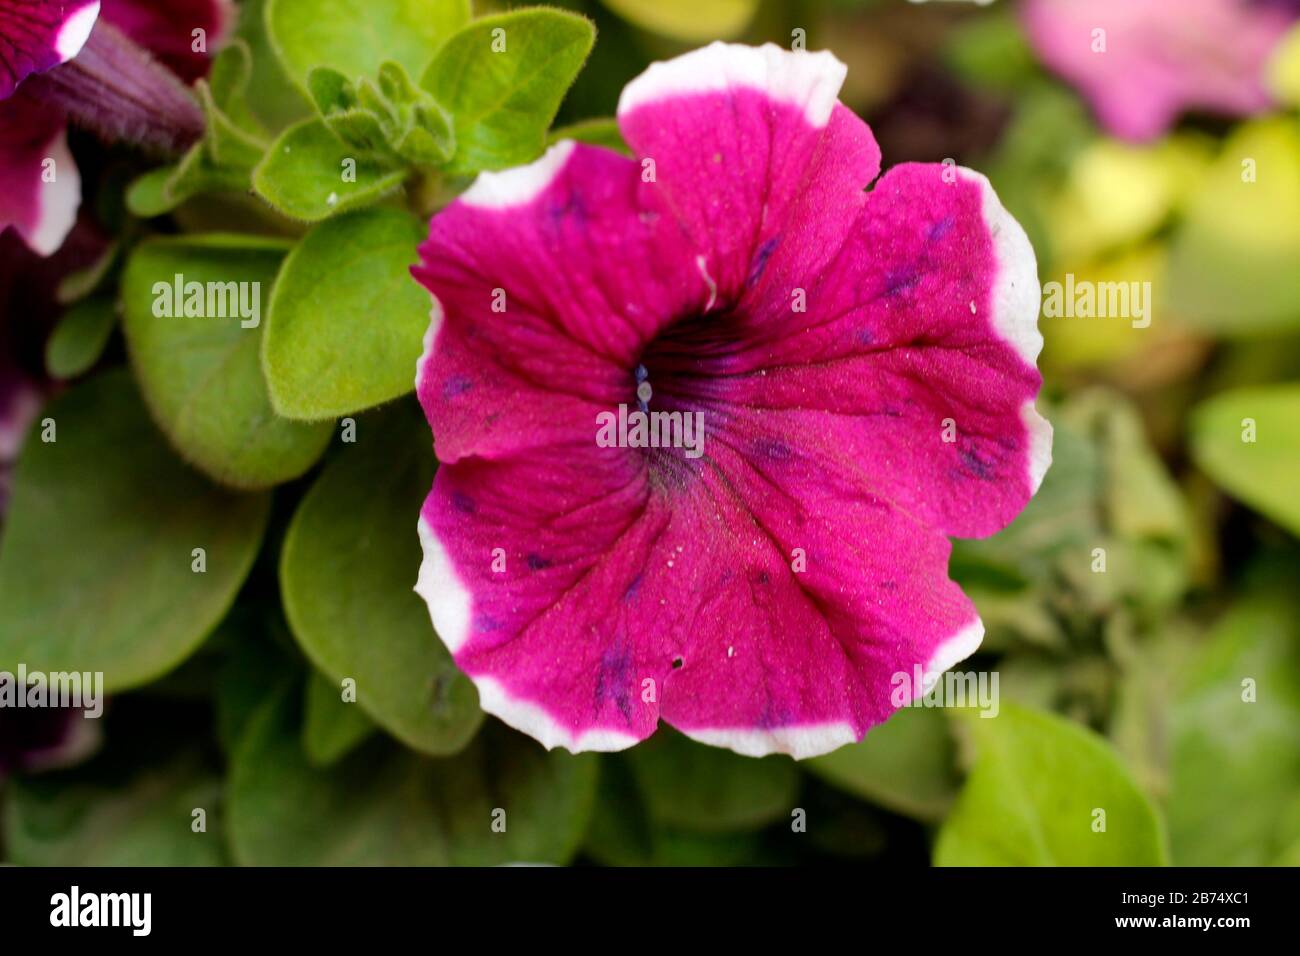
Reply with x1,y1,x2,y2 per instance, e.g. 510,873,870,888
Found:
1021,0,1300,142
412,43,1051,759
0,0,231,255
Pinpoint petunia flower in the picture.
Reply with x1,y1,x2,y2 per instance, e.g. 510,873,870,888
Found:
0,0,231,256
412,43,1051,759
1021,0,1300,142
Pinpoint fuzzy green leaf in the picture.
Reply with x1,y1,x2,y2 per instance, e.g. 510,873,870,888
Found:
280,403,482,754
934,703,1168,865
253,118,407,222
421,9,595,174
263,209,431,419
122,235,332,488
266,0,470,89
0,371,269,690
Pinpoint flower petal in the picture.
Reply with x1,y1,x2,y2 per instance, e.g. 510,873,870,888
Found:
618,42,880,308
100,0,235,83
0,0,101,100
672,163,1050,540
412,140,710,464
0,92,80,256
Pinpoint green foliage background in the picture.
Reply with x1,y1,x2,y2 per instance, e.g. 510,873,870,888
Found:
2,0,1299,867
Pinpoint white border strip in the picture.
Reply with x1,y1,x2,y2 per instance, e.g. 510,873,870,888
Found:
459,139,576,210
618,41,848,129
962,167,1044,367
682,721,858,760
55,2,100,62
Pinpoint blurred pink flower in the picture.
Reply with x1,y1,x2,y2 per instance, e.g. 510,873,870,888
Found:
1021,0,1300,140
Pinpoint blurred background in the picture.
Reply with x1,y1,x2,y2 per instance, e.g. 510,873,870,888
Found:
2,0,1298,866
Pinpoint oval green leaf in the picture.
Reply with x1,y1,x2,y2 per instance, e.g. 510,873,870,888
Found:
45,295,117,379
1190,384,1300,537
122,235,333,489
934,703,1168,866
421,9,595,174
252,118,407,222
266,0,470,89
263,209,431,420
0,371,270,690
280,402,482,754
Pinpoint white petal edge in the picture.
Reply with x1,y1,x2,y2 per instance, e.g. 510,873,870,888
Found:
415,516,640,754
676,618,986,760
413,300,444,394
24,128,81,257
617,41,848,129
56,2,101,62
459,139,575,210
415,515,471,654
1022,400,1054,495
961,166,1043,366
680,721,858,761
474,675,641,753
960,166,1053,494
921,617,985,697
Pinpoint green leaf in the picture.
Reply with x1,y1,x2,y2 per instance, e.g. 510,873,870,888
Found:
944,9,1042,92
280,402,482,754
213,608,301,757
122,235,333,488
45,295,117,379
263,209,431,419
0,371,269,690
1268,23,1300,107
265,0,470,90
624,728,799,833
253,117,407,222
56,240,119,305
1167,118,1300,335
205,39,265,138
302,669,377,766
125,165,182,217
126,47,269,219
227,688,596,865
235,0,310,131
549,117,629,154
125,148,242,219
4,752,225,866
1166,591,1300,865
934,703,1168,866
598,0,758,41
1190,384,1300,537
807,706,960,821
421,9,595,174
